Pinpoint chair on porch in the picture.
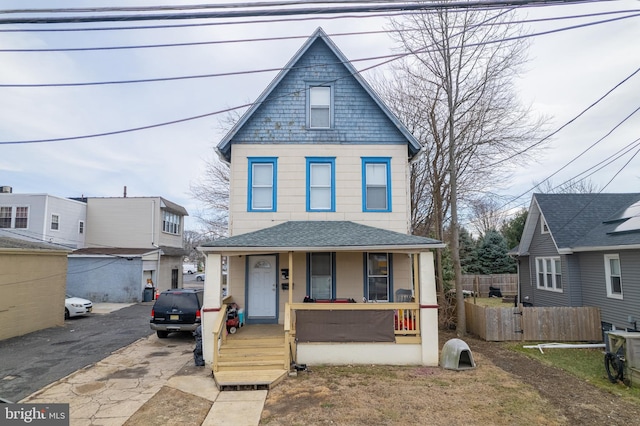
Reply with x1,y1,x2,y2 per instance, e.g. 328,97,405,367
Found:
395,289,413,302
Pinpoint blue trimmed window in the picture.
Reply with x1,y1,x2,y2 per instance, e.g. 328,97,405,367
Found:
361,157,391,212
306,157,335,212
308,85,332,129
247,157,277,212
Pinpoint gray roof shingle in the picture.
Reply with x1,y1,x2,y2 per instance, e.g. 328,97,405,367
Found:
200,221,443,252
535,193,640,249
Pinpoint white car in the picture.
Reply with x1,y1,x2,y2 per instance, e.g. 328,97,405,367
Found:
65,294,93,319
183,264,197,274
195,273,205,282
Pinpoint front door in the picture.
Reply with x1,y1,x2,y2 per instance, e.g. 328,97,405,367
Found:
247,255,277,323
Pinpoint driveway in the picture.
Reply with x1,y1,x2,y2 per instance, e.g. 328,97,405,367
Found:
0,303,154,402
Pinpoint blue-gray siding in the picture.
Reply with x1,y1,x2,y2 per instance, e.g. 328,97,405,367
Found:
67,257,144,303
231,39,408,146
578,249,640,329
526,216,573,307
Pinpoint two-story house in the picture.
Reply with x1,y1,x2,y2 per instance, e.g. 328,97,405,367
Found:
514,193,640,334
68,196,189,303
0,187,87,249
198,28,444,388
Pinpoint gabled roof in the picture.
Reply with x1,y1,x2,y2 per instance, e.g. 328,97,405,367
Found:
216,27,421,162
518,193,640,255
199,221,444,254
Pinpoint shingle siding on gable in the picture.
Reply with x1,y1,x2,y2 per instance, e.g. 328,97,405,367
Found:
579,249,640,328
231,39,408,147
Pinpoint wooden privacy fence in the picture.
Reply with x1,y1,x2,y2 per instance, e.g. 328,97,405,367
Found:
460,274,517,297
465,301,602,342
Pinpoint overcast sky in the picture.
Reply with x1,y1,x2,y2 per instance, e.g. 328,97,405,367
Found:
1,1,639,231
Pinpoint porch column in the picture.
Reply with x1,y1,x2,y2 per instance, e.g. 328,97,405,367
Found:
419,251,439,365
202,253,223,366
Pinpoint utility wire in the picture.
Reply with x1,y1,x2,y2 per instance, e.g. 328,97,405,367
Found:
1,9,636,52
483,65,640,169
0,0,601,25
2,12,636,89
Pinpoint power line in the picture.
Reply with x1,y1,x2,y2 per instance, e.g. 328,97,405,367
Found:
2,12,636,89
1,9,636,52
483,65,640,170
0,0,601,25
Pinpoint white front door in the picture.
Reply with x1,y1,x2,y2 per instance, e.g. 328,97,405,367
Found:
247,255,277,322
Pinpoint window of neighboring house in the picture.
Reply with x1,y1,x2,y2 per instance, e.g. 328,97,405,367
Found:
51,214,59,230
362,157,391,212
162,210,181,234
78,220,84,234
604,254,623,299
248,157,277,212
366,253,391,302
0,206,11,228
535,257,562,292
306,157,335,212
309,86,331,129
15,206,28,229
308,252,334,299
541,218,549,234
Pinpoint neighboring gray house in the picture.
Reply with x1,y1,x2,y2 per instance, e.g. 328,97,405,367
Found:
514,193,640,332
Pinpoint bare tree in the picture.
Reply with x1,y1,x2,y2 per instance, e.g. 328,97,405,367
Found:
468,196,508,238
382,7,547,335
189,156,230,239
534,178,600,194
189,108,246,239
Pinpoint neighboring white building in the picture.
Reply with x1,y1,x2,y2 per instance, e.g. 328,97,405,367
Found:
0,188,87,249
1,187,189,302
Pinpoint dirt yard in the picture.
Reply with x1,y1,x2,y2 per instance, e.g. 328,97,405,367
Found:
261,330,640,425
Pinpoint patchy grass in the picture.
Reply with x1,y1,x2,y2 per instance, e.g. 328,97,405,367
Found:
466,297,510,307
507,343,640,403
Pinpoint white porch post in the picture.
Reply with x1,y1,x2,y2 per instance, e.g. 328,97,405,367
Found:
419,251,439,366
202,253,222,366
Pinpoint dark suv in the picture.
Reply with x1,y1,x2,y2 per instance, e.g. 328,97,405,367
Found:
150,288,204,338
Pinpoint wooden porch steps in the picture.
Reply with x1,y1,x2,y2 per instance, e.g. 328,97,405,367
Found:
213,324,288,390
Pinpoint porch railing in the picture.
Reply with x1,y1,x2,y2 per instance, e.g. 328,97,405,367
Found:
211,298,232,373
287,302,421,338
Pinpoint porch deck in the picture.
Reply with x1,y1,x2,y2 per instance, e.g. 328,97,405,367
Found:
213,324,288,391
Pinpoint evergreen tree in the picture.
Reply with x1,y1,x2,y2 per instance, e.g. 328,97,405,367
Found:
500,209,528,250
477,229,517,274
459,227,481,274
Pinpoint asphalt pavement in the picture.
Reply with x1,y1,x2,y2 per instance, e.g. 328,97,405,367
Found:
0,302,154,402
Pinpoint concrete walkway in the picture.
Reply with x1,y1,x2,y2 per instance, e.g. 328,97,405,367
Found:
20,303,267,426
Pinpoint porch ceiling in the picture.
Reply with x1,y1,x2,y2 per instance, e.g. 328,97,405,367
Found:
198,221,444,254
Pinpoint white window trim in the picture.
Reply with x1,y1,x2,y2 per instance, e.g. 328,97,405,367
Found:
604,254,623,300
78,220,85,234
541,218,549,234
535,256,562,292
307,84,333,129
50,213,60,231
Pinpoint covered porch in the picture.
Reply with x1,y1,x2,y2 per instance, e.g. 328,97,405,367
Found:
198,221,443,388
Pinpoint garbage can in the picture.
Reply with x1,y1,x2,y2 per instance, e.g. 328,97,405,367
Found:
143,287,154,302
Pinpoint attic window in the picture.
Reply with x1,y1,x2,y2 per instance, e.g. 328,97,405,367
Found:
309,86,331,128
541,219,549,234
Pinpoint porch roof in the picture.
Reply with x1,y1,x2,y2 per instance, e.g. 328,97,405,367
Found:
198,221,444,254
